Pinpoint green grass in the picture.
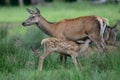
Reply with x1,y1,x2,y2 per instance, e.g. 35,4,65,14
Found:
0,2,120,25
0,2,120,80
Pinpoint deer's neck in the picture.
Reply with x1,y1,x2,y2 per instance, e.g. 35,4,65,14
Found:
36,16,54,36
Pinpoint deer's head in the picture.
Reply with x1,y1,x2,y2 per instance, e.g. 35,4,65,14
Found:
105,21,120,41
22,8,40,26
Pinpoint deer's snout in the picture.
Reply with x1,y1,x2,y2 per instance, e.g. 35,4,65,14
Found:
22,22,26,26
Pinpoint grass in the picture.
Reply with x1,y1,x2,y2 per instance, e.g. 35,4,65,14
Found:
0,1,120,80
0,2,120,25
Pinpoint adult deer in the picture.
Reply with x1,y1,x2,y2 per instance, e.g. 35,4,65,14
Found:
22,8,108,64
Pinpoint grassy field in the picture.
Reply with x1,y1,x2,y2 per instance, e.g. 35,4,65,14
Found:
0,2,120,24
0,2,120,80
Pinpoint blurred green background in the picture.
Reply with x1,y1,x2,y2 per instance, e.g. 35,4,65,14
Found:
0,0,120,80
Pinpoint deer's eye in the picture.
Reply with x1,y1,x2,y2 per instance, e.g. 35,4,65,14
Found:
30,16,35,20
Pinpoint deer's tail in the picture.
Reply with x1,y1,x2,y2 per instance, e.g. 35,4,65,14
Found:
97,17,109,38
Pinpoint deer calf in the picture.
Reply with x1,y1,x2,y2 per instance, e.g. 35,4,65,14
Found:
37,38,91,71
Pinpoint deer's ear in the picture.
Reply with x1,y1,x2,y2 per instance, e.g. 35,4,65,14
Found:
113,20,120,28
26,8,34,14
35,7,40,14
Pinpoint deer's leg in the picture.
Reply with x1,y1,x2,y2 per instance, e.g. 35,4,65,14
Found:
64,55,68,64
76,57,83,68
60,54,69,65
100,35,108,52
71,54,78,70
77,39,91,68
89,36,103,52
60,54,64,65
38,51,51,71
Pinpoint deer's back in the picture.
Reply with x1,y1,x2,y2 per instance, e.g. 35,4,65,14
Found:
53,16,101,41
41,38,79,53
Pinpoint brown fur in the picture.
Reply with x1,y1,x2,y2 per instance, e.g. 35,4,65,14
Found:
37,38,91,71
22,8,108,65
104,21,120,46
22,8,108,52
